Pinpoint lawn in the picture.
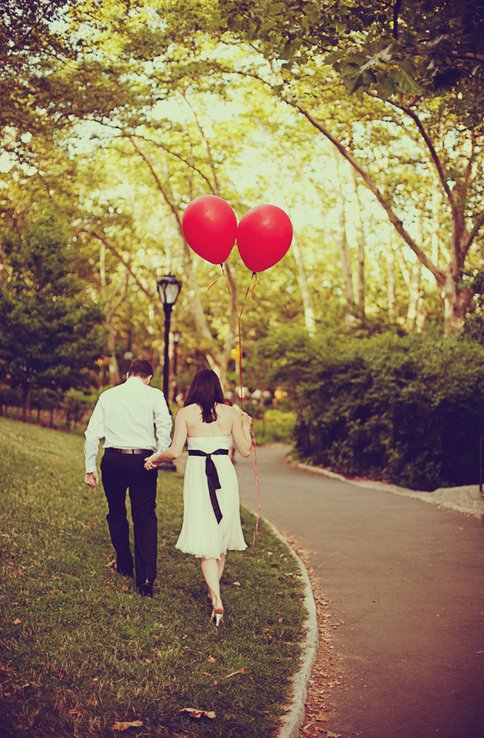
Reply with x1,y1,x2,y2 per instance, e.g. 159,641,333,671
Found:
0,417,306,738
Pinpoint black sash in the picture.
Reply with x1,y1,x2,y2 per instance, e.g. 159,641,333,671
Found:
187,449,229,524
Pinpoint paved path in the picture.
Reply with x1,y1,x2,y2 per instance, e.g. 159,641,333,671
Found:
235,446,484,738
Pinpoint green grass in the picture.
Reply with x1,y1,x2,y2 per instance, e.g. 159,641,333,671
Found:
0,417,306,738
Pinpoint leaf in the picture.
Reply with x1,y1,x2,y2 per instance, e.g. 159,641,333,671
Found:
12,618,22,625
221,667,247,680
111,721,144,731
180,707,216,719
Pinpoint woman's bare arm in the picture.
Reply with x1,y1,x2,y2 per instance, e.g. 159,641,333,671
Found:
144,410,188,467
231,408,252,457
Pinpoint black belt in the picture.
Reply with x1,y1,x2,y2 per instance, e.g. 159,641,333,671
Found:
105,448,153,455
187,449,229,524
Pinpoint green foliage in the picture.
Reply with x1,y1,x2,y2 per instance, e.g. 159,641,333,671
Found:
63,388,98,425
220,0,483,105
463,268,484,345
254,409,297,444
0,213,104,399
265,330,484,490
0,417,306,737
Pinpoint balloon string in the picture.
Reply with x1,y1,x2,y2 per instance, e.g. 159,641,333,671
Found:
220,265,261,554
246,421,261,557
207,265,224,291
236,273,256,402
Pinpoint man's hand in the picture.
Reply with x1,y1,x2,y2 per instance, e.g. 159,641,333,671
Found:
84,471,99,490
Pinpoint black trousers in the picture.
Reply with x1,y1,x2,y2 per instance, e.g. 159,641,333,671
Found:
100,452,158,586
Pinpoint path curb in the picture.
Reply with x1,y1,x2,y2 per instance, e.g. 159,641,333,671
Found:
260,517,319,738
287,458,484,520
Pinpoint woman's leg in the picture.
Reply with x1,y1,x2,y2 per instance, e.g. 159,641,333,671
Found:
217,553,226,581
200,557,222,607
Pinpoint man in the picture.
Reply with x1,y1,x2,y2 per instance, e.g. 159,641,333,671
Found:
84,359,172,597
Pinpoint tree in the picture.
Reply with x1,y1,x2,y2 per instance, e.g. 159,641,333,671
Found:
0,213,104,417
212,0,483,333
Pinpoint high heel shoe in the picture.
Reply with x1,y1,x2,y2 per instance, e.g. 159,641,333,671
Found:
210,605,224,627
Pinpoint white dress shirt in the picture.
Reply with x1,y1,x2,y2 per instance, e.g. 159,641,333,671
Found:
84,377,172,473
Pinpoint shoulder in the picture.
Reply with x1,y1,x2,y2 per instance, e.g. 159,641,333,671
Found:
179,404,197,418
174,406,191,426
216,403,236,419
145,385,167,401
99,383,123,400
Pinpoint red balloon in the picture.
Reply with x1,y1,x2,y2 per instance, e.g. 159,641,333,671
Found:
236,205,293,272
182,195,237,264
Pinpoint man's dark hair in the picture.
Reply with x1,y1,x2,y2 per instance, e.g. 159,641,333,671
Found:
128,359,154,378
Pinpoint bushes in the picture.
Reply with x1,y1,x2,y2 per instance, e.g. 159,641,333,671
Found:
290,333,484,490
0,383,99,428
254,409,296,444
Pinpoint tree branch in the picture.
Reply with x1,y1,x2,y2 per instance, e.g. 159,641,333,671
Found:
293,102,446,285
128,138,216,343
463,210,484,254
105,273,130,324
179,91,221,194
81,229,160,313
96,120,217,193
367,93,457,216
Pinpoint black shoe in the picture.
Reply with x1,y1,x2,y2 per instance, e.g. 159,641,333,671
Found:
115,565,134,578
137,579,153,597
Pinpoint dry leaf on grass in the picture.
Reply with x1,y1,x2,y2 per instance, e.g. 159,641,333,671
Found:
221,666,247,680
111,720,144,731
180,707,216,719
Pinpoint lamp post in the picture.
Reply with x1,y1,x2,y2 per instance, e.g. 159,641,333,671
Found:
156,274,182,473
172,330,181,403
157,274,182,401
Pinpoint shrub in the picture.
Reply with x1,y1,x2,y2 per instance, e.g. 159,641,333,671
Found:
288,332,484,490
63,388,99,427
254,409,296,444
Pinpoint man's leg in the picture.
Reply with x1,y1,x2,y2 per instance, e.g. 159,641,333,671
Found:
128,459,158,589
100,455,134,575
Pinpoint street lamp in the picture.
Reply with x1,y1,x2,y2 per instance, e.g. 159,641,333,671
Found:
172,330,181,403
157,274,182,400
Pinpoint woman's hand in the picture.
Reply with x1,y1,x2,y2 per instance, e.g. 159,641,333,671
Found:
144,454,160,471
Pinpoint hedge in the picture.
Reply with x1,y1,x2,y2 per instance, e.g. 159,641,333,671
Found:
290,333,484,490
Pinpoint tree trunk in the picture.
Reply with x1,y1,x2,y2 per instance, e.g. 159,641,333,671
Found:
406,261,422,331
107,327,121,385
352,170,366,320
334,156,357,326
22,384,31,422
441,274,474,335
293,102,484,335
292,236,316,334
387,252,397,323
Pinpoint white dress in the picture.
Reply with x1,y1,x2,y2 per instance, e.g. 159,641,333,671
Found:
176,436,247,559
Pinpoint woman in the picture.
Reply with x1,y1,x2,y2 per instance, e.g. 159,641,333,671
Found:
144,369,252,626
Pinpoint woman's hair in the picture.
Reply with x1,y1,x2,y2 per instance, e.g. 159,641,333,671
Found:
184,369,224,423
